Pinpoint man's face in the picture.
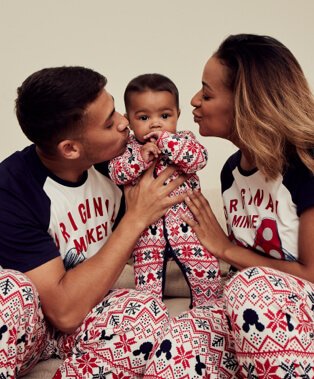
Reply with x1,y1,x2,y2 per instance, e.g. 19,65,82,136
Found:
79,89,129,164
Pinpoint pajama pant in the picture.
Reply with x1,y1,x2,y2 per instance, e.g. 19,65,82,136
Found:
134,215,222,308
144,267,314,378
227,266,314,378
0,270,169,378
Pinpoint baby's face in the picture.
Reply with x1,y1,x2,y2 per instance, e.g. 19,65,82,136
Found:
126,90,180,143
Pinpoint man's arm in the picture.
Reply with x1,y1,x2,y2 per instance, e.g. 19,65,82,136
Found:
26,164,186,333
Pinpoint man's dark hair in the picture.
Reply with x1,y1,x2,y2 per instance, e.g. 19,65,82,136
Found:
124,73,179,112
16,66,107,153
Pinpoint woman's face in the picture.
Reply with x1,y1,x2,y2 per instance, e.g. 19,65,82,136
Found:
191,56,234,140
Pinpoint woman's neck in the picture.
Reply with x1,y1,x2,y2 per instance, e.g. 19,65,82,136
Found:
240,150,256,171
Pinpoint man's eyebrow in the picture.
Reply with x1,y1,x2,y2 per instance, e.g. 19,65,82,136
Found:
106,96,115,120
107,107,115,120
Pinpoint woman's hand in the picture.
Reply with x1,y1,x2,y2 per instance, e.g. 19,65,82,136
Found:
183,189,233,258
124,162,186,231
184,191,314,283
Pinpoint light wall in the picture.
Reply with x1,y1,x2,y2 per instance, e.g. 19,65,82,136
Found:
1,0,314,198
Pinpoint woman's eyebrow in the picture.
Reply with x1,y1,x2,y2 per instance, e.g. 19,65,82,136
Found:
202,81,213,91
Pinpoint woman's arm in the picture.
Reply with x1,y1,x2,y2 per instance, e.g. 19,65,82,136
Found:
184,189,314,283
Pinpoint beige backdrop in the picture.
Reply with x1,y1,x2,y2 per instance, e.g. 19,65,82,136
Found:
1,0,313,200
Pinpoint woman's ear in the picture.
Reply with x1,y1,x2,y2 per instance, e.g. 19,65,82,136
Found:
57,139,81,159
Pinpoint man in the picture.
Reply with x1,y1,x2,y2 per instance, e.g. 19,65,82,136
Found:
0,66,186,378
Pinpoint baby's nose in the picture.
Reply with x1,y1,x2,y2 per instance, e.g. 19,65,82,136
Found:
150,119,162,128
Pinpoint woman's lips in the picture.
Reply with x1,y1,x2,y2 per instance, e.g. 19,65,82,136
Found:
193,113,201,122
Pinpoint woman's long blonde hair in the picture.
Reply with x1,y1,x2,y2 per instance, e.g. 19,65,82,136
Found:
215,34,314,179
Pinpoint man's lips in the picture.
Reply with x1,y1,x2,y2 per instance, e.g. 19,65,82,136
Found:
123,128,130,140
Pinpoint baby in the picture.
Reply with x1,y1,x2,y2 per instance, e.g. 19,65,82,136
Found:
109,73,221,307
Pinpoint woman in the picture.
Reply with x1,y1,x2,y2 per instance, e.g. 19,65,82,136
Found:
144,34,314,378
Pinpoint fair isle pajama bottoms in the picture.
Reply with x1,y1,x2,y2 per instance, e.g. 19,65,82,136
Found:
0,269,169,378
1,267,314,378
226,267,314,378
144,299,239,378
145,267,314,378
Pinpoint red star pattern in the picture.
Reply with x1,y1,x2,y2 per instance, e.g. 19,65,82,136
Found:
76,353,98,375
173,345,194,369
255,359,280,379
114,334,136,353
264,309,287,332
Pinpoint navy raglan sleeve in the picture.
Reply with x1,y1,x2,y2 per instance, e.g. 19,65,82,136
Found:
284,157,314,216
0,154,60,272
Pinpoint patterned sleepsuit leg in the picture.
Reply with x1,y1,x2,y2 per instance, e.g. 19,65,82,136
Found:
0,270,170,379
134,192,222,308
225,267,314,378
133,218,167,298
164,212,222,308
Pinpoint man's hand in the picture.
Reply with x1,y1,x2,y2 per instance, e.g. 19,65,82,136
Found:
124,162,187,230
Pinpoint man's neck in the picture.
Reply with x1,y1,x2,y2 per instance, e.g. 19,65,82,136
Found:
36,147,87,183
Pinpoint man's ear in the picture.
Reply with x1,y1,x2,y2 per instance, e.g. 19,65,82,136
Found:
125,113,133,129
57,139,81,159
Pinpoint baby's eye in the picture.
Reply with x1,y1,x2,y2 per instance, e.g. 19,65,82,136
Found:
139,115,149,121
161,113,170,119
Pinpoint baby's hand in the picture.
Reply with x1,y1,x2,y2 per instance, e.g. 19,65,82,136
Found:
140,142,161,163
144,131,163,143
